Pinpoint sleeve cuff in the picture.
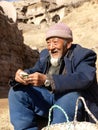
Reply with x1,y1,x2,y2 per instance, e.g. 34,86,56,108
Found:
46,74,55,92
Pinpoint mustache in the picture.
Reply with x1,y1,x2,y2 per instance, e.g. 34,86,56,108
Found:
50,49,59,53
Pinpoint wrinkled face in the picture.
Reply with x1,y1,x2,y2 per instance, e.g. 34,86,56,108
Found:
47,37,70,58
46,37,71,66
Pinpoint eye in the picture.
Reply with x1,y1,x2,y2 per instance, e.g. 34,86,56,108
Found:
47,41,51,46
53,40,58,45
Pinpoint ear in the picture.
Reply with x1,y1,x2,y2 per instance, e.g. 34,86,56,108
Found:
66,42,72,49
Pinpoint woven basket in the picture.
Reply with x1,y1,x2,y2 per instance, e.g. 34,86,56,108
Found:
42,97,98,130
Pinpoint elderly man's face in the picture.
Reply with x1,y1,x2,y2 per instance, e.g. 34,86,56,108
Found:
46,37,71,66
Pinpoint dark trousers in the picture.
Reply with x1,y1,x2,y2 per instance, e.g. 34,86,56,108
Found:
8,86,83,130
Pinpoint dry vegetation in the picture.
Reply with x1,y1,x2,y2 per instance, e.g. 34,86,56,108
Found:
0,1,98,130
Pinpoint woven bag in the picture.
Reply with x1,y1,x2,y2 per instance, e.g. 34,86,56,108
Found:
42,97,98,130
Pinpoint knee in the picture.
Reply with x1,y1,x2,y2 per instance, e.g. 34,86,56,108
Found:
56,92,80,108
8,86,30,105
8,87,16,100
8,87,23,99
55,92,82,120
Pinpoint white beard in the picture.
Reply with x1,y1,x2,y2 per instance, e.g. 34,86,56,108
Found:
50,57,60,67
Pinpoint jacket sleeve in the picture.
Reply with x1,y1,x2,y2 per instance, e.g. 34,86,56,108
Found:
24,49,49,74
9,49,49,87
52,47,97,94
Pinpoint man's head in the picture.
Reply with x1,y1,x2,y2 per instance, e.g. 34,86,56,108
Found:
46,23,73,66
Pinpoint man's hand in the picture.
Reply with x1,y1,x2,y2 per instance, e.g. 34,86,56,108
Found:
25,72,47,86
15,69,29,85
15,70,47,86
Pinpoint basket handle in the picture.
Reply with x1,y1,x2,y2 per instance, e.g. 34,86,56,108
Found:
47,104,69,127
74,96,98,123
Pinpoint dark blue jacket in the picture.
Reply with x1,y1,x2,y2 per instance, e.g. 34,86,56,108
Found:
25,44,98,101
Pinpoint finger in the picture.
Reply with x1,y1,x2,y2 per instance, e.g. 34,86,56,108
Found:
15,73,28,85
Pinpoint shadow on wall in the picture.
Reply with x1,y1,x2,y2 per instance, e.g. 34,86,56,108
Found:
0,5,39,98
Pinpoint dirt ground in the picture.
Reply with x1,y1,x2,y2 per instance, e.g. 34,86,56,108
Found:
0,90,14,130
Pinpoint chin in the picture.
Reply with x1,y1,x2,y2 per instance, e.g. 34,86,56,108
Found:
50,57,61,67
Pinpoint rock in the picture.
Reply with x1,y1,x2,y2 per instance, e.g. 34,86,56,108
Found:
0,1,17,22
0,7,39,89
